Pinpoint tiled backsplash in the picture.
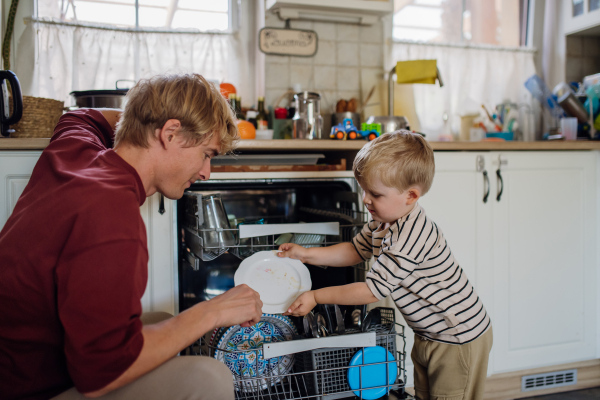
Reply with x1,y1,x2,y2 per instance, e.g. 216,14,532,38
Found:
566,36,600,84
264,13,385,125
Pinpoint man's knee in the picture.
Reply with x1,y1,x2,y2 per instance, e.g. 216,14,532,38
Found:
178,356,234,399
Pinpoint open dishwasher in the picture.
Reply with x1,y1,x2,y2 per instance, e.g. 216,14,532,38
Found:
177,177,410,399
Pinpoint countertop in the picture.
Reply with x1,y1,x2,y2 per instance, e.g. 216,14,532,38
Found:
3,138,600,151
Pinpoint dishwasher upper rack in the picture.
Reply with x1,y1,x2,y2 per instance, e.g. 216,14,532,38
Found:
184,323,410,400
183,208,369,263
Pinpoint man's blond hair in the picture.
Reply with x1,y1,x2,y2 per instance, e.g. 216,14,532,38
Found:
353,130,435,194
114,73,239,153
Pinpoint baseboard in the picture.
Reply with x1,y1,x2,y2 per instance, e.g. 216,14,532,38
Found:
403,359,600,399
482,359,600,400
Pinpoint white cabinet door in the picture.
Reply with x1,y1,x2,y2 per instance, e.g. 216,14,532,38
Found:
0,151,42,230
0,151,177,315
563,0,600,35
490,151,597,373
139,193,177,315
382,152,495,384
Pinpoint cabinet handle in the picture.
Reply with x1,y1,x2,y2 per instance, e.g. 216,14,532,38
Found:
158,194,165,215
496,169,504,202
483,170,490,203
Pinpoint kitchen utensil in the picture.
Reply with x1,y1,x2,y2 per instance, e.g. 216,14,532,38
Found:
234,251,312,314
304,311,319,338
524,75,565,120
70,80,133,109
347,346,398,399
214,314,297,392
361,307,382,332
331,112,360,130
315,312,328,337
200,193,236,251
292,92,323,139
0,70,23,137
334,304,345,335
560,117,578,141
365,115,409,134
554,82,589,124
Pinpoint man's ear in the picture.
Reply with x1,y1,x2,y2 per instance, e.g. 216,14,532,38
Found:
406,187,421,205
156,119,182,150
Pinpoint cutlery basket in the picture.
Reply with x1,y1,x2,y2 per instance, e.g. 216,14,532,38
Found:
294,309,404,400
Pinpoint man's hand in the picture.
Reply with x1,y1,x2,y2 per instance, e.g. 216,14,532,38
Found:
283,291,317,317
207,284,263,328
278,243,309,263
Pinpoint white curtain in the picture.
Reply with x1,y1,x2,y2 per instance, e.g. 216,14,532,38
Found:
15,19,254,105
390,42,537,141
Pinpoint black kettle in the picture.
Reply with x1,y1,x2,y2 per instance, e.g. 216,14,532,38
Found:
0,70,23,137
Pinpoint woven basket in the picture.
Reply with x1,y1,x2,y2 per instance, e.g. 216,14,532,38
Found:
10,96,65,138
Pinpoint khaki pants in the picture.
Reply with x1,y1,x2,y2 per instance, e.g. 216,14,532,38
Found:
52,312,234,400
411,327,493,400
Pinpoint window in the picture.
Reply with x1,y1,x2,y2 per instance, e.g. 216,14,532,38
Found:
393,0,525,47
37,0,232,32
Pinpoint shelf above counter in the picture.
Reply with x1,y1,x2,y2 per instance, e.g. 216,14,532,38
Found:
3,138,600,151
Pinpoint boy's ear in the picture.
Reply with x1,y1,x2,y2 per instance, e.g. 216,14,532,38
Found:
406,187,421,205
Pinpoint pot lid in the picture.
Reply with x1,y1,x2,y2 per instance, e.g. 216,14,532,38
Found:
70,89,128,96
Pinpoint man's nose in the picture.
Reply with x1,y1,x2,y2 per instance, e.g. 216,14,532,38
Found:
198,159,211,181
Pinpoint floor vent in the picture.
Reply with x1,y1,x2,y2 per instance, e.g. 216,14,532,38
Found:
521,369,577,392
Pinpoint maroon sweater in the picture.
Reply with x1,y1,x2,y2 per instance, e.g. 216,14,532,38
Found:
0,110,147,399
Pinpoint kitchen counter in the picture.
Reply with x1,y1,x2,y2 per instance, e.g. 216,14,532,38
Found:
3,138,600,151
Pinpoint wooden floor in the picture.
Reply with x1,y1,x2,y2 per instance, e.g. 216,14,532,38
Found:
522,386,600,399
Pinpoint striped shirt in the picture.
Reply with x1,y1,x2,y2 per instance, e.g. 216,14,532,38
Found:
352,203,491,345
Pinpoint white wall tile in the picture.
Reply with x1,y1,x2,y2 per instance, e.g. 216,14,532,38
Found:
313,22,336,41
319,90,337,114
292,55,315,65
359,44,383,68
337,90,361,103
266,62,290,89
359,23,383,44
314,41,336,66
290,20,314,30
315,66,337,90
266,55,290,65
360,67,383,94
290,65,314,90
337,42,359,67
336,24,359,42
265,12,285,28
337,68,360,91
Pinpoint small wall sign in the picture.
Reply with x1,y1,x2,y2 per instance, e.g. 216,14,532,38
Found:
259,28,318,57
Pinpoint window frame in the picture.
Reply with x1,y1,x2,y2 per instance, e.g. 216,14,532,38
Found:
34,0,240,34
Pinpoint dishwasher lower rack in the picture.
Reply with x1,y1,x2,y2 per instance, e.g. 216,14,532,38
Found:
184,324,410,400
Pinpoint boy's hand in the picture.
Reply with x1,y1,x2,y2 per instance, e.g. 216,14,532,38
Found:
278,243,308,263
283,291,317,317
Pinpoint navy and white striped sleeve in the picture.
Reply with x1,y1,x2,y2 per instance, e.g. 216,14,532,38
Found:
365,250,417,300
351,222,375,261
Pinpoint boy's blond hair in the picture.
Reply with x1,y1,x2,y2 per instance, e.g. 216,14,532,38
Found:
114,73,239,154
353,130,435,194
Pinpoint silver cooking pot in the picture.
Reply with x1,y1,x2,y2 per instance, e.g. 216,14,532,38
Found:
70,80,135,109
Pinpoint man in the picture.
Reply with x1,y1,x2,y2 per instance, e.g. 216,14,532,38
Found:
0,74,262,399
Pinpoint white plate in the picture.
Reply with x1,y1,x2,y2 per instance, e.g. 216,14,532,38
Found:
234,251,312,314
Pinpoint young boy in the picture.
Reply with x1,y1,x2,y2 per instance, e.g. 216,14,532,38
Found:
278,131,493,400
